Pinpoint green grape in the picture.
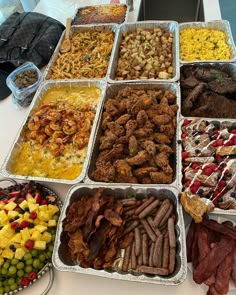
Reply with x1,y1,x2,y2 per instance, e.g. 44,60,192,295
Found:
25,259,33,266
3,280,8,287
11,258,19,265
53,214,59,221
8,266,17,275
51,234,56,242
16,277,22,284
32,259,40,269
39,254,46,262
38,262,44,270
0,287,4,294
0,282,2,287
31,250,38,257
3,262,10,269
24,253,32,261
16,262,24,270
10,283,18,291
1,269,7,276
17,270,24,278
25,265,32,274
4,285,10,293
48,245,54,252
8,278,15,285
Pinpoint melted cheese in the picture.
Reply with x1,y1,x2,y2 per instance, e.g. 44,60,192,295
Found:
11,87,101,180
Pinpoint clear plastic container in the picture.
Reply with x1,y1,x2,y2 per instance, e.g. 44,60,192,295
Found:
6,62,42,108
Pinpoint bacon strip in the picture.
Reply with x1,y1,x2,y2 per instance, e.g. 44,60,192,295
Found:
193,236,234,284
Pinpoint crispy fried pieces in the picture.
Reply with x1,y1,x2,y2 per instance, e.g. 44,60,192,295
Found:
91,87,178,183
63,189,125,269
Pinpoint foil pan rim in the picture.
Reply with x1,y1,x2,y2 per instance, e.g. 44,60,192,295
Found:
178,117,236,216
107,21,180,83
52,184,187,285
43,23,119,82
179,20,236,64
85,82,181,186
71,3,129,25
1,79,107,185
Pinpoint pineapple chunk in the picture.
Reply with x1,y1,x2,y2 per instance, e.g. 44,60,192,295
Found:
21,228,31,242
41,231,52,243
19,200,28,210
39,221,48,227
34,225,47,233
26,193,36,203
48,204,59,217
4,201,17,211
24,212,30,221
2,248,14,259
39,205,48,211
38,211,50,222
31,230,41,241
1,225,15,239
48,219,57,227
10,233,22,244
34,241,46,250
0,211,8,225
0,238,8,249
15,248,26,260
7,210,19,219
28,202,39,212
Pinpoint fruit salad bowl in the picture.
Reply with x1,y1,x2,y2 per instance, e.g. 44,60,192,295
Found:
0,178,62,294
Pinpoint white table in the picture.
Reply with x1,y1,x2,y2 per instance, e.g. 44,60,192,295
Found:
1,1,233,294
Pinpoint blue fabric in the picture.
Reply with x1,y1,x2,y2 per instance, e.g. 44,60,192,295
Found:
219,0,236,43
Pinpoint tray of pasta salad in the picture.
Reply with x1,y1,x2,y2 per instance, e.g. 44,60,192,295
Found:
43,23,119,81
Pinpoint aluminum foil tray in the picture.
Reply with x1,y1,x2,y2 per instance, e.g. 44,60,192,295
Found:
71,4,129,25
180,62,236,119
85,82,181,186
179,20,236,64
107,21,180,83
53,184,187,285
1,80,106,185
43,23,119,81
178,117,236,217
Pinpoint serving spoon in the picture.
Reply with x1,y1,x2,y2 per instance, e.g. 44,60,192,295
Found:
60,18,72,53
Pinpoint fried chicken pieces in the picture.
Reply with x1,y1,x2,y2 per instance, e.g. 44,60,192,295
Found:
91,87,178,184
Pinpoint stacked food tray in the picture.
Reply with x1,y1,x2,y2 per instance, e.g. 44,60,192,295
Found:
71,4,129,25
53,185,187,285
178,21,236,223
1,16,236,291
1,80,107,185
